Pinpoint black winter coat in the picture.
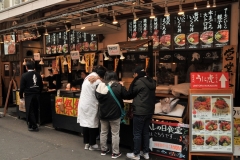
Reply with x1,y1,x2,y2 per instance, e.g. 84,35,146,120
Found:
95,82,129,121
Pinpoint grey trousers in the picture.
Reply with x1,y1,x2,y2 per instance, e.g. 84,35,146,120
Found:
100,118,120,154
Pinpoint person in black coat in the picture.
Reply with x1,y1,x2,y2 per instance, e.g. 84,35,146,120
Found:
19,61,43,131
126,66,156,160
95,71,129,158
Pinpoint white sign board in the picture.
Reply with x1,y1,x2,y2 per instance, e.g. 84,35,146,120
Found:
33,53,40,61
70,51,80,60
107,44,120,56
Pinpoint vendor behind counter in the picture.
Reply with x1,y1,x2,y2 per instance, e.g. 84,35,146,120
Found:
71,70,88,89
42,68,57,90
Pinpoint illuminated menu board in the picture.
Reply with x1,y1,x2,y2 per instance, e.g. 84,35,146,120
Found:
127,6,230,50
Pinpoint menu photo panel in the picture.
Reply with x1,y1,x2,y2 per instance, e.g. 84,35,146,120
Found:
189,93,233,153
173,14,186,50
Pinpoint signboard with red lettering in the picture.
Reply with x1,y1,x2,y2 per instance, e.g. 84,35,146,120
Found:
149,121,189,159
190,72,229,89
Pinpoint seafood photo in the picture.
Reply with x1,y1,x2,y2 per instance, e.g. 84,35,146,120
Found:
219,121,231,131
193,96,211,111
200,31,213,44
160,34,171,47
205,136,218,146
219,136,231,146
213,97,230,113
193,135,204,145
205,120,218,131
215,30,229,43
234,124,240,137
187,32,199,45
174,34,185,46
193,121,204,130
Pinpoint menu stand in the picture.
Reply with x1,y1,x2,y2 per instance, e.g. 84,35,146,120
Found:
189,89,234,160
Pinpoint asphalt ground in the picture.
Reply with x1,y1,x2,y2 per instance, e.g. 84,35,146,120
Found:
0,107,238,160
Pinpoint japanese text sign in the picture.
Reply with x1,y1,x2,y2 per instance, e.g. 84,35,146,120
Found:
190,72,229,89
107,44,121,56
70,51,80,60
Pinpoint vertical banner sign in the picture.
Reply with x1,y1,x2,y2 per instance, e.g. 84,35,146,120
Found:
46,34,51,54
173,14,186,50
159,16,171,50
149,121,189,160
70,30,76,51
222,45,237,97
233,107,240,156
51,33,56,54
63,31,69,54
199,9,214,48
186,12,200,49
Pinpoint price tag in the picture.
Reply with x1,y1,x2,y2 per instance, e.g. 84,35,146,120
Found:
70,51,80,60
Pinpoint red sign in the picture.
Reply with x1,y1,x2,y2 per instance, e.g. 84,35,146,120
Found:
190,72,229,89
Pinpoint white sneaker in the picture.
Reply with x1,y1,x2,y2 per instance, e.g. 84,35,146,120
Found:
140,151,149,159
84,144,89,150
126,153,140,160
89,144,101,151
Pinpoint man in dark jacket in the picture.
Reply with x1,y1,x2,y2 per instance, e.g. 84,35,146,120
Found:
20,61,43,131
126,66,156,160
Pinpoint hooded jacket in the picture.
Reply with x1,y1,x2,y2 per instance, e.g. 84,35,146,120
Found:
95,81,129,121
131,76,156,115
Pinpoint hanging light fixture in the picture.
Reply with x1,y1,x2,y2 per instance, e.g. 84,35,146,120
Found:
132,7,139,21
79,55,86,64
194,2,197,10
23,58,26,65
149,3,155,19
112,11,118,24
79,18,85,29
178,1,184,15
97,14,103,26
36,30,41,37
164,0,170,17
0,36,3,43
120,52,125,60
103,52,109,61
206,1,210,8
39,58,44,65
65,24,70,32
44,28,48,36
212,0,216,7
63,57,68,65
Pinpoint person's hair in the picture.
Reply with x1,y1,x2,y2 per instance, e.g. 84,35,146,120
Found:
48,68,53,73
93,65,107,78
104,71,118,83
26,61,35,70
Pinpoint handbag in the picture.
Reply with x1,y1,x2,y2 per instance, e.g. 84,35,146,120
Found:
107,84,126,124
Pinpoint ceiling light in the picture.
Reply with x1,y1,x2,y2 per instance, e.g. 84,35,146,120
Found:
65,24,70,32
150,3,155,19
178,4,184,15
112,11,118,24
36,30,41,37
79,18,85,29
164,1,170,17
23,58,26,65
213,0,216,7
132,1,136,5
206,1,210,8
132,7,139,21
39,58,44,65
0,36,3,43
44,28,48,36
97,14,103,26
194,2,197,10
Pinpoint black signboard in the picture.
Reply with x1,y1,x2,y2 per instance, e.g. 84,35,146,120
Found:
159,16,171,50
76,31,83,52
173,14,186,50
56,32,63,54
51,33,57,54
46,34,51,54
70,30,76,51
89,34,97,51
126,6,230,50
62,31,69,54
149,121,189,160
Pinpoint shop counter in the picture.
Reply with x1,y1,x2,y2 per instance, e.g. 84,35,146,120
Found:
16,90,56,125
51,90,82,133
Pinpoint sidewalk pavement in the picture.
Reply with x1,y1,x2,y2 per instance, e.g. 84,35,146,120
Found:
0,107,238,160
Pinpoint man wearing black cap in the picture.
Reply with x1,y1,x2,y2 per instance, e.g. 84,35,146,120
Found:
19,61,43,131
126,66,156,160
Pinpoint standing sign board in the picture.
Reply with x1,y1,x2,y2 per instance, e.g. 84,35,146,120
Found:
233,107,240,156
189,89,233,154
190,72,229,89
149,121,189,160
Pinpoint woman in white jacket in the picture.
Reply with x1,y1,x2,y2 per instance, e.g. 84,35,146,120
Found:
77,66,107,150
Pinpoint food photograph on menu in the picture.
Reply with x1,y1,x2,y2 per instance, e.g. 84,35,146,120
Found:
174,34,185,46
219,120,231,131
193,135,204,146
193,96,211,111
200,31,213,44
205,120,218,131
192,120,204,130
212,96,230,114
62,44,68,53
219,135,231,146
205,135,218,146
160,34,171,47
234,124,240,137
215,30,229,43
187,32,199,45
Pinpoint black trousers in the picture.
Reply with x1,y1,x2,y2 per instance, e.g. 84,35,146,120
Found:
82,127,99,145
25,94,39,128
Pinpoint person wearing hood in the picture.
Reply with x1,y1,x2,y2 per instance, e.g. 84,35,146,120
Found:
126,66,156,160
95,71,129,159
77,65,107,151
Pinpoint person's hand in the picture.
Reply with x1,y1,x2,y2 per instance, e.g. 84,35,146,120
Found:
88,76,100,83
53,80,56,85
119,81,124,86
20,99,24,103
